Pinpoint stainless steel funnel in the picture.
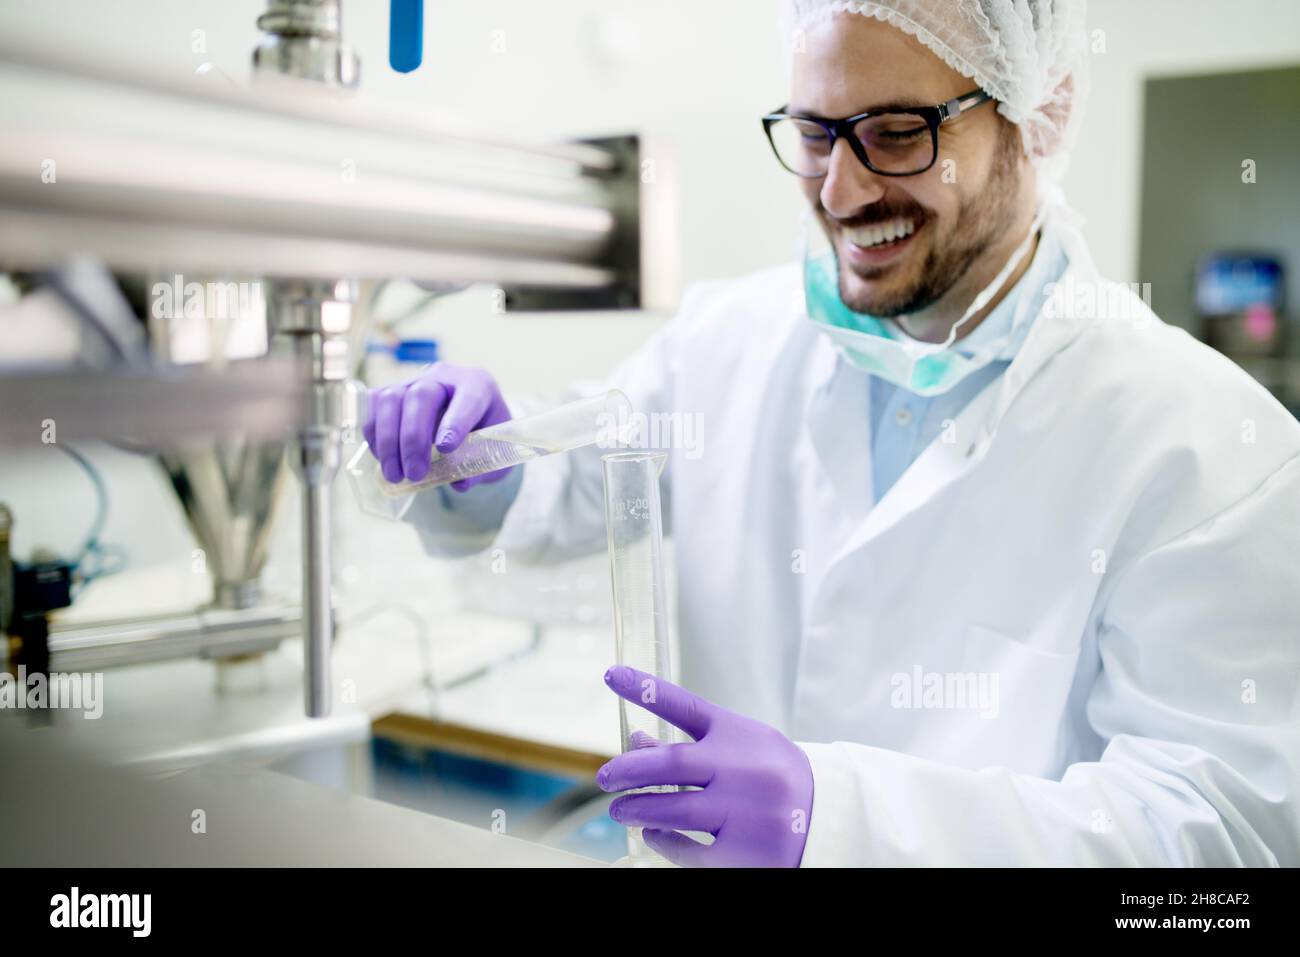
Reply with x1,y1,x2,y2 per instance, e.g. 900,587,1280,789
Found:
158,442,290,610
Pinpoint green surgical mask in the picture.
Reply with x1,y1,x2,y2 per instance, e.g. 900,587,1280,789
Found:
802,210,1043,397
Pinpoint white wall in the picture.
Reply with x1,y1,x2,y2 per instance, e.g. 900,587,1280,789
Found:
1065,0,1300,285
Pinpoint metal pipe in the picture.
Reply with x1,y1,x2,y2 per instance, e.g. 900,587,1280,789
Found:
0,42,623,290
45,605,301,673
300,469,333,717
0,361,310,450
0,37,617,173
271,278,353,718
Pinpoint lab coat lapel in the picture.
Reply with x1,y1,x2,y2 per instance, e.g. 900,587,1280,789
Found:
805,335,874,528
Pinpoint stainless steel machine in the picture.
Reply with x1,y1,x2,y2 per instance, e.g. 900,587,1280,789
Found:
0,0,678,717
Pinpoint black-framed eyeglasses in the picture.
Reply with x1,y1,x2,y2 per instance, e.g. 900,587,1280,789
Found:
762,89,994,178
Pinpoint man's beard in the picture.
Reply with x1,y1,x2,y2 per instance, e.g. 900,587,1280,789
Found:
836,127,1024,318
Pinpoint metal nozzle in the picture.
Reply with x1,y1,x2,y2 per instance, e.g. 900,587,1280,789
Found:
253,0,359,88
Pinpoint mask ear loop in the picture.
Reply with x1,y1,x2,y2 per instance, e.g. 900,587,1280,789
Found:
933,206,1048,353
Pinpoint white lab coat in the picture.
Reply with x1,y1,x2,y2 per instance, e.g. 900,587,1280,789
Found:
408,208,1300,866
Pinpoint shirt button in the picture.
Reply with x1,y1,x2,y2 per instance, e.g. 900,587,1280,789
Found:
895,406,913,426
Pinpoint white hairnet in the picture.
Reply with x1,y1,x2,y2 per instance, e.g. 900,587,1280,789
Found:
782,0,1090,185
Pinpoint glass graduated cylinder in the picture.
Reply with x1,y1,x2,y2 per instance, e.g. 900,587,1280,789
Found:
602,451,676,865
347,389,631,521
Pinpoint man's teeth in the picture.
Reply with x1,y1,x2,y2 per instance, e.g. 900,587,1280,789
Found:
847,218,916,248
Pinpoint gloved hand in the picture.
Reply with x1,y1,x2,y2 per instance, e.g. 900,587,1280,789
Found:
363,362,512,491
597,665,815,868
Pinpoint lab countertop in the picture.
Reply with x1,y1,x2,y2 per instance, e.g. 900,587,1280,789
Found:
0,730,601,867
17,554,623,865
42,562,620,767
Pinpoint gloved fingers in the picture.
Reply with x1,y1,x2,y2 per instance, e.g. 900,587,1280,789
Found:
596,742,710,791
434,366,494,454
609,791,724,836
602,665,715,741
398,376,449,483
641,828,711,868
369,384,408,484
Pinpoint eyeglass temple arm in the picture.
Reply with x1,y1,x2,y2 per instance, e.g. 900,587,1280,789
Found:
938,89,992,122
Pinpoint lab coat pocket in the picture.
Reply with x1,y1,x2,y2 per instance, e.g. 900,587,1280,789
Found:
957,624,1082,774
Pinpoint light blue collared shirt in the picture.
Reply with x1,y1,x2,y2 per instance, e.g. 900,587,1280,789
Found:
867,224,1068,503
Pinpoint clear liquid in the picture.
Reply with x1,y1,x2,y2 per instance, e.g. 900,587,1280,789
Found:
378,433,556,497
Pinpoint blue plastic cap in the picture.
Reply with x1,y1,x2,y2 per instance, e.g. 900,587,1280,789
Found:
393,339,439,364
389,0,423,73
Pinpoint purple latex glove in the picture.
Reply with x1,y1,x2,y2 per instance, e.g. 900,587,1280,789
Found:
597,665,815,868
363,362,513,491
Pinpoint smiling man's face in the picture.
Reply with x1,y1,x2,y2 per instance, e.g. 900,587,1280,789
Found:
792,13,1035,338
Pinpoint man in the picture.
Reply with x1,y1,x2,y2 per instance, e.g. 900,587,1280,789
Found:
364,0,1300,866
